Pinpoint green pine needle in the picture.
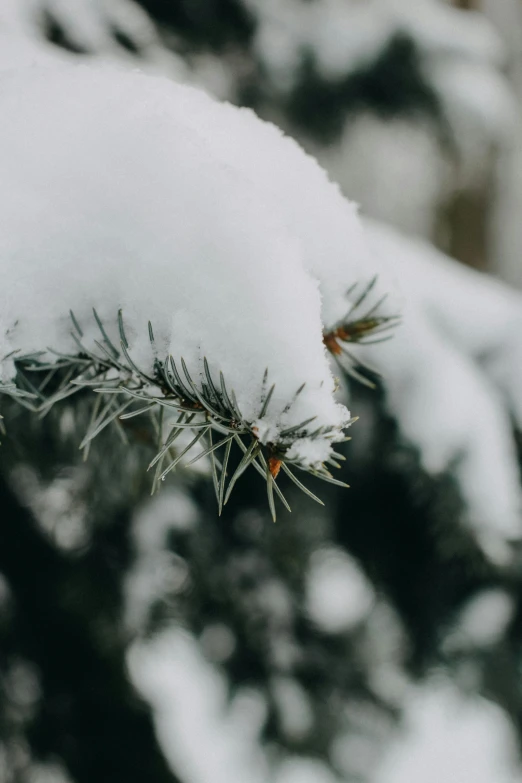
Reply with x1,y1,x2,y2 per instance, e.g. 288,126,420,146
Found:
0,307,372,520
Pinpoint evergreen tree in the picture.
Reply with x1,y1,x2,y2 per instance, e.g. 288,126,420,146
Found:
1,3,522,783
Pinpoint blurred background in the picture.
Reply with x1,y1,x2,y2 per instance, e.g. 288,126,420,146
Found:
3,1,522,782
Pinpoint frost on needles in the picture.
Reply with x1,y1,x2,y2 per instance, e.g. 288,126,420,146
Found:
0,63,397,515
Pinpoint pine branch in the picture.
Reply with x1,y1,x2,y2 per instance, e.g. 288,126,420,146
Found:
1,308,365,520
323,276,401,387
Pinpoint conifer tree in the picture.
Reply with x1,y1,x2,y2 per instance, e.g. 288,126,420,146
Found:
2,4,522,783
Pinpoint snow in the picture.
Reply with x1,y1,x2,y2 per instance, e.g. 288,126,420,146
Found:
0,62,387,465
0,0,187,78
156,74,391,330
274,758,337,783
9,464,90,552
366,219,522,426
270,675,314,741
362,220,522,564
125,489,199,632
331,702,394,779
314,114,447,239
430,57,515,189
245,0,394,88
2,58,520,549
2,6,522,783
363,602,409,705
305,546,375,634
248,0,515,253
0,0,73,71
443,589,515,653
24,763,73,783
375,678,522,783
129,630,339,783
128,629,270,783
1,3,521,554
29,0,157,54
246,0,506,89
485,0,522,289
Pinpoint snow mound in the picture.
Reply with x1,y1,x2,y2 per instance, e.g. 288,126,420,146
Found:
0,63,386,464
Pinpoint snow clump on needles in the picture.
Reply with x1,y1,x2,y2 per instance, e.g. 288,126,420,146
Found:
0,63,392,467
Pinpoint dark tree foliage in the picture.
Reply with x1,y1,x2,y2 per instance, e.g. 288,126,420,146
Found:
138,0,254,50
285,35,444,144
0,404,180,783
2,375,521,780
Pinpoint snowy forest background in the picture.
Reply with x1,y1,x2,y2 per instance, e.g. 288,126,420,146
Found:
4,1,522,782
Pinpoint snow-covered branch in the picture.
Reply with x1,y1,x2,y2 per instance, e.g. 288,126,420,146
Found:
0,63,394,512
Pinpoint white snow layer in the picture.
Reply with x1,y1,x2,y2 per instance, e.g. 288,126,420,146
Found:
1,38,521,556
0,63,389,463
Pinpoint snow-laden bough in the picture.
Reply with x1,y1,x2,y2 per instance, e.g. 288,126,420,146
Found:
0,63,397,517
